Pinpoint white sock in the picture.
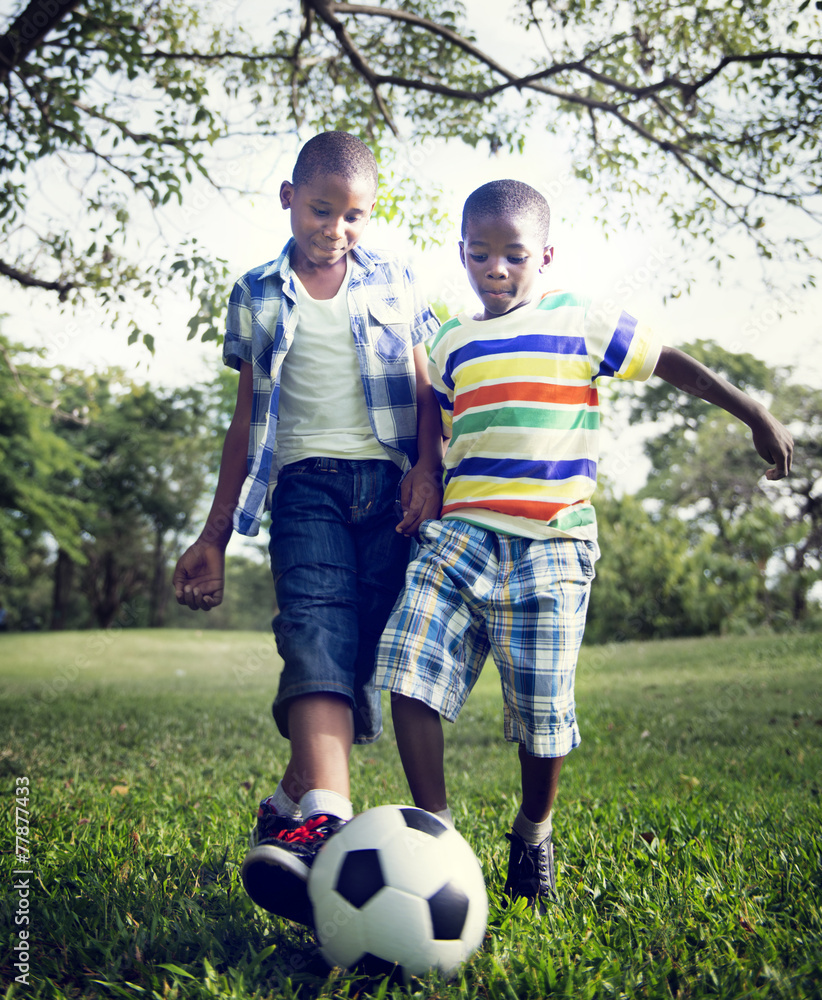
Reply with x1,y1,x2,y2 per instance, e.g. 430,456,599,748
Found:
270,781,301,820
433,807,454,829
513,807,552,845
299,788,354,822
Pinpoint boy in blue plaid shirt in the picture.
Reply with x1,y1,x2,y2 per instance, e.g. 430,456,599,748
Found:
173,132,443,925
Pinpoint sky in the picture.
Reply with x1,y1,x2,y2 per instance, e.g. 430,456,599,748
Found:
3,0,821,502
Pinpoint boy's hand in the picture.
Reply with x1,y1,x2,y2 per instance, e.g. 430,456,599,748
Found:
172,542,226,610
751,410,793,480
396,463,444,536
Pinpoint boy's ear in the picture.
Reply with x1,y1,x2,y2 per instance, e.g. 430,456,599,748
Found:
280,181,294,209
458,241,466,268
541,245,554,270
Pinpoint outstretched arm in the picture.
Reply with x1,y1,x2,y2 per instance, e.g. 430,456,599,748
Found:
653,346,793,480
172,362,253,609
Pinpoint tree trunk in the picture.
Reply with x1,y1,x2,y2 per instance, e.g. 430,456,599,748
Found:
94,550,121,629
149,524,168,628
50,548,74,630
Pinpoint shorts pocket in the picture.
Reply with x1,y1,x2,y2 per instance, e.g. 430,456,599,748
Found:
576,540,598,579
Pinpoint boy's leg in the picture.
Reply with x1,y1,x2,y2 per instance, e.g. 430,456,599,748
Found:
390,694,448,813
375,520,498,825
489,536,596,911
283,692,354,802
242,461,365,922
244,460,408,920
518,744,564,824
504,746,564,911
350,460,411,742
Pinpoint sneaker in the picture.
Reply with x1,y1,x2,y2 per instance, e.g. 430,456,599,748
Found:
249,796,302,848
503,828,556,913
241,814,346,926
241,798,310,925
241,853,315,927
256,813,347,880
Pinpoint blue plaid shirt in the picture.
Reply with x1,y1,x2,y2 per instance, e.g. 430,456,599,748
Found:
223,239,440,536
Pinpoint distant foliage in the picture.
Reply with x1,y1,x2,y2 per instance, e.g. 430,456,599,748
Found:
587,341,821,641
0,336,226,630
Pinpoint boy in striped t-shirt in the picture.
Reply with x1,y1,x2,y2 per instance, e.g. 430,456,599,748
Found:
374,179,793,911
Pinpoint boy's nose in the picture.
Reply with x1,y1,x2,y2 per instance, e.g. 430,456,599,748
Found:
324,218,345,240
487,259,508,278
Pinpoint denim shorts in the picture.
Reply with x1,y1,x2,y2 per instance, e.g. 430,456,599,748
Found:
268,457,410,744
375,518,597,757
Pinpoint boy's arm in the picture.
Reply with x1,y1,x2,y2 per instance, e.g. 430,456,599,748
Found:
396,343,445,536
653,346,793,480
173,362,254,609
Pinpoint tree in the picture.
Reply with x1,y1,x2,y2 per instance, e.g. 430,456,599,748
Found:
1,0,820,347
52,372,223,627
585,486,767,642
0,336,225,629
624,340,822,624
0,333,92,585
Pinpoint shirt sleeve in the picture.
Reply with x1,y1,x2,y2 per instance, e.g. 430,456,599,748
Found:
223,276,254,371
584,298,663,383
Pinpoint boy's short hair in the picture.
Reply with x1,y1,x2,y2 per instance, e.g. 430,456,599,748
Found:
292,131,379,194
462,180,551,244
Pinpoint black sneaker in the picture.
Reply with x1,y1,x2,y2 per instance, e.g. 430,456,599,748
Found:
241,798,309,926
257,813,347,880
241,813,346,926
503,828,556,913
249,795,302,848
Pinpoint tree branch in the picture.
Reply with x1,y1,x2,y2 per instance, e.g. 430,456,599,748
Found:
329,1,518,82
308,0,399,136
0,257,74,299
0,0,80,82
46,41,295,64
684,50,822,99
327,1,822,106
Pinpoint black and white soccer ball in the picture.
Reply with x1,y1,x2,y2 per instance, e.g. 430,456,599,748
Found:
307,804,488,981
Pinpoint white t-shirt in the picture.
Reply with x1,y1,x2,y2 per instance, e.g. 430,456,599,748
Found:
275,262,388,467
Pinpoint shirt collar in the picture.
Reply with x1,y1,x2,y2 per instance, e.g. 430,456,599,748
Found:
259,239,385,283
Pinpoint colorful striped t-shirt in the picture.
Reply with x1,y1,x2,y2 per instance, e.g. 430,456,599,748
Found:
428,291,662,541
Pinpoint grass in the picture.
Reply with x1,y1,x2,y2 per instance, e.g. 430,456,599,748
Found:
1,628,821,999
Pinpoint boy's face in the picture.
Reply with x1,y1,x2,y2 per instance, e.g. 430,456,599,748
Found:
280,171,376,270
459,214,553,320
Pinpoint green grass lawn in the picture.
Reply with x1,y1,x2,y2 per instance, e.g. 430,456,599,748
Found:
1,629,821,999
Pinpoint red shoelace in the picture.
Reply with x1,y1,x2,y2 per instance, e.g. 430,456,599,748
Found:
274,814,332,844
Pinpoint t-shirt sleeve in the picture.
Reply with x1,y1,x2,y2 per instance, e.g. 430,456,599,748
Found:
584,299,663,383
427,320,457,435
223,276,254,371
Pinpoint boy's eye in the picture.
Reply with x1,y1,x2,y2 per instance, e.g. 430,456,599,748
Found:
508,256,527,264
469,254,488,262
312,208,329,217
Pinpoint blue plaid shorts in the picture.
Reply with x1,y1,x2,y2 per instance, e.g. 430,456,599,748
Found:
374,518,597,757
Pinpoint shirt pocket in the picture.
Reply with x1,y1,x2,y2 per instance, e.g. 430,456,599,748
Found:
367,298,412,362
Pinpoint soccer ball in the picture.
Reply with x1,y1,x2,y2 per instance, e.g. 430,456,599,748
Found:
307,804,488,981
